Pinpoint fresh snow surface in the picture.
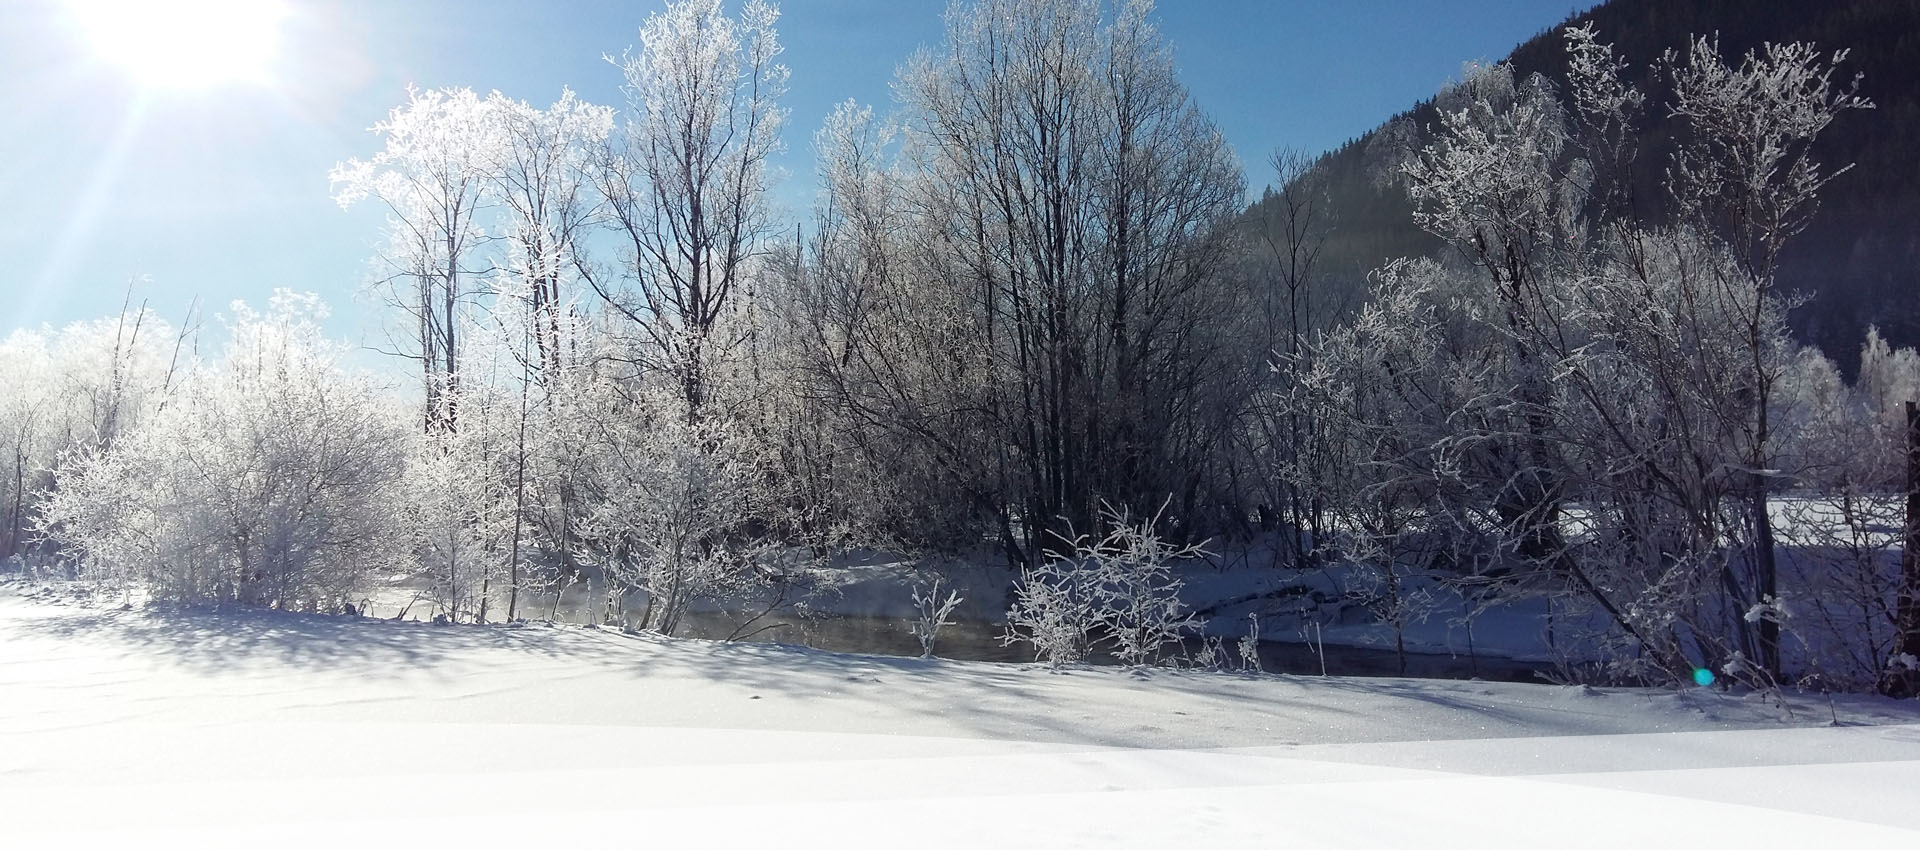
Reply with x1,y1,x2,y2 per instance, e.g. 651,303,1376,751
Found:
3,584,1918,847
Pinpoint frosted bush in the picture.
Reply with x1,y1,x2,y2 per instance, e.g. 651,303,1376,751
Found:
42,293,410,610
1006,503,1208,668
909,576,964,658
1005,561,1098,667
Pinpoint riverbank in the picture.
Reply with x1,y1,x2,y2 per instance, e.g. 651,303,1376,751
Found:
4,585,1919,845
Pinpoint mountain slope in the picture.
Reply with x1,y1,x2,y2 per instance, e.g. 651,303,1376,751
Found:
1267,0,1920,374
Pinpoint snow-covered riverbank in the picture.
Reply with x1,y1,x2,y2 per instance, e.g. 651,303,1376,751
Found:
4,585,1918,846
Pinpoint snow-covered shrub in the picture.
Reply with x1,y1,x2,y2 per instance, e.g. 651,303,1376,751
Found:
41,293,410,610
1004,558,1100,668
1006,504,1207,668
1082,506,1207,666
908,575,963,658
1189,635,1224,671
1238,613,1263,672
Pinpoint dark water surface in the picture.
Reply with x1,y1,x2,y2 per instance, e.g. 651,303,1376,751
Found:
471,583,1548,682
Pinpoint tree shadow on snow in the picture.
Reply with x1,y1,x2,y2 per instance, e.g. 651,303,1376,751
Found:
4,604,649,677
10,600,1918,748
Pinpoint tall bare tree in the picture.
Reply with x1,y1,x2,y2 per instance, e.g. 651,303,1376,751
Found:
591,0,789,419
881,0,1242,559
332,87,498,433
1663,34,1872,678
485,89,614,379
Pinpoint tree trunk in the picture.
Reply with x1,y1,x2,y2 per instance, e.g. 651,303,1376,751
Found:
5,449,25,559
1751,488,1781,678
1880,401,1920,697
1751,361,1781,679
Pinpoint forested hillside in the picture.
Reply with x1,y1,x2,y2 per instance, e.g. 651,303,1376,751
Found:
1262,0,1920,374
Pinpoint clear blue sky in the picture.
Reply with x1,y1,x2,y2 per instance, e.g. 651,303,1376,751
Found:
0,0,1591,351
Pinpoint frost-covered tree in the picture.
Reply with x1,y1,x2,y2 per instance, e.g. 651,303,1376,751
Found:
591,0,789,418
1238,147,1337,566
332,87,499,433
401,367,521,624
1399,59,1579,575
0,337,51,562
1771,336,1914,691
1661,34,1874,678
1857,327,1920,425
1280,259,1490,674
335,85,620,617
483,89,613,378
572,378,778,634
778,98,1006,552
1324,24,1876,684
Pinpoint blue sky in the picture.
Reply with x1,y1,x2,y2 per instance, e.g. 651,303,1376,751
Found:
0,0,1591,352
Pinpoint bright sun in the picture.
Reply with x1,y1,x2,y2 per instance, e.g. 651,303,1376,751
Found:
68,0,287,90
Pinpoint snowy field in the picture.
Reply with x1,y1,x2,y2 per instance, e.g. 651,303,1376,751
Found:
4,583,1919,847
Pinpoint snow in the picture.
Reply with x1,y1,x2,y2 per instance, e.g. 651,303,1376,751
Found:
4,582,1918,846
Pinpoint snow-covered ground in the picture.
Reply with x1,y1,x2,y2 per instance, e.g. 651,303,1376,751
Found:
6,582,1918,846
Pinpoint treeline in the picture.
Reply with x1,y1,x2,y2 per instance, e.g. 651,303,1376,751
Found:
6,0,1918,693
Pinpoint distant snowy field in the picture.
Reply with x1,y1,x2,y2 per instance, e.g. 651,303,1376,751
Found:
4,582,1918,846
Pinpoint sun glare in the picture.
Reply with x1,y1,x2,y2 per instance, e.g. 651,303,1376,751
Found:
68,0,287,90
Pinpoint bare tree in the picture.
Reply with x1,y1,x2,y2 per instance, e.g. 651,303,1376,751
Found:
484,89,614,379
885,0,1243,559
1245,148,1333,565
591,0,789,419
1663,34,1873,678
332,87,499,433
